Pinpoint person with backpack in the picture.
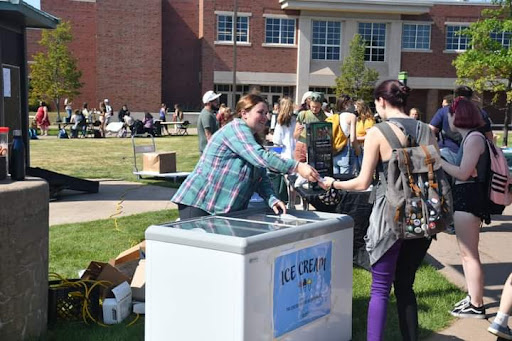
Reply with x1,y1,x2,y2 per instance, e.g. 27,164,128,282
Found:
429,85,493,164
330,94,360,175
439,97,491,319
320,80,443,340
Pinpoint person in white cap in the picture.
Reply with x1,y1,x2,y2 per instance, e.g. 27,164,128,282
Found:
198,90,221,153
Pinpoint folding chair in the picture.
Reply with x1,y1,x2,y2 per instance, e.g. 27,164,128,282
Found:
132,133,157,179
176,120,189,136
131,134,191,181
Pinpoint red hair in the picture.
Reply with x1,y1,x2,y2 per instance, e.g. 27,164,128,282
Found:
450,97,484,129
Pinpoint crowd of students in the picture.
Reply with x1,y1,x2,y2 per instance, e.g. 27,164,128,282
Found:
171,81,511,341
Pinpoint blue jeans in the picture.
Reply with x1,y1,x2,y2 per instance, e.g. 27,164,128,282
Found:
65,109,72,123
333,146,357,175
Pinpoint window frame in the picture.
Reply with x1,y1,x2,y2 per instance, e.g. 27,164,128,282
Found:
490,30,511,49
401,22,432,52
215,11,252,46
358,22,387,62
262,14,297,47
444,23,471,53
311,20,342,61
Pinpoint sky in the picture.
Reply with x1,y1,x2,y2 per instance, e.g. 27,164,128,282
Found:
24,0,40,9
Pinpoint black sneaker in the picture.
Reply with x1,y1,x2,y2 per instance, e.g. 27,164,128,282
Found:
453,295,470,309
450,301,486,319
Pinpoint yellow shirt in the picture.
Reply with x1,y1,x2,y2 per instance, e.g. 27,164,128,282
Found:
356,118,375,138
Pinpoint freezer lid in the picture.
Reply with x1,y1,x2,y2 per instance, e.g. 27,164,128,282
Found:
145,209,354,254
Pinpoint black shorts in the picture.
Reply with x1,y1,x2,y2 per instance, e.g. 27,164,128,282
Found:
453,182,488,221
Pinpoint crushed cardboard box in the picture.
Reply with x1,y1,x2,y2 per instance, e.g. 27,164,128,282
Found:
143,152,176,173
81,261,131,298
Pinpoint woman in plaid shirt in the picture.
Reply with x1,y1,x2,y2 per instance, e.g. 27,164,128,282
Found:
172,94,321,220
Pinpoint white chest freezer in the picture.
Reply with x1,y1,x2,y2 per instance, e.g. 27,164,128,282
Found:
145,208,353,341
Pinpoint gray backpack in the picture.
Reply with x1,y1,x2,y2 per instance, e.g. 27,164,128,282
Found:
376,121,453,239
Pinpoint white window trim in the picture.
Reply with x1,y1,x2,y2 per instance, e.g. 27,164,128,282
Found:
263,16,297,47
401,22,433,51
311,19,343,61
214,41,252,46
445,22,471,27
358,22,387,63
445,23,471,52
402,48,433,53
262,13,298,20
215,12,251,44
262,43,297,48
215,11,252,17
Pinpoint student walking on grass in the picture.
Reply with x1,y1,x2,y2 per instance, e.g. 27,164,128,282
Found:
320,80,438,340
440,97,490,319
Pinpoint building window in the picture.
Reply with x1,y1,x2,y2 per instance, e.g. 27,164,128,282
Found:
402,23,431,50
358,23,386,62
312,21,341,60
445,25,469,51
265,18,296,45
217,14,249,43
491,31,511,49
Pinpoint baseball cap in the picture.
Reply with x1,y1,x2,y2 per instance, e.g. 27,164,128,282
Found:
202,90,222,104
301,91,313,104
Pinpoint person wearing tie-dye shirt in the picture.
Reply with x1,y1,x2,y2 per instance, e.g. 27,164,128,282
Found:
172,94,321,220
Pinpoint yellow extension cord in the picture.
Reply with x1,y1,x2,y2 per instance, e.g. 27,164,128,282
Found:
49,273,141,327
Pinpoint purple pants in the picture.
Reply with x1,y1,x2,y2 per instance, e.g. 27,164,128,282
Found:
367,239,403,341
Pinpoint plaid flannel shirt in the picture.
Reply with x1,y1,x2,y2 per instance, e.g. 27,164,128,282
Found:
172,118,298,214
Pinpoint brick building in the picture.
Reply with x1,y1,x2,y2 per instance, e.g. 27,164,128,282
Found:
27,0,505,122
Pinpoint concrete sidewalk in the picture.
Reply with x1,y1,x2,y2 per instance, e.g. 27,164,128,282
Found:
423,205,512,341
49,180,177,226
49,181,512,340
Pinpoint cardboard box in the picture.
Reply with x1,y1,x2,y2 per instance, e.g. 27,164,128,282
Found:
81,261,131,298
102,281,132,324
130,259,146,302
113,241,146,265
143,152,176,173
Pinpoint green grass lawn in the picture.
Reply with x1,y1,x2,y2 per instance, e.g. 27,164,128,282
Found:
47,210,462,341
29,135,200,183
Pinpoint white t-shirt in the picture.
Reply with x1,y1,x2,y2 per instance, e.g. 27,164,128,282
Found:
272,116,297,160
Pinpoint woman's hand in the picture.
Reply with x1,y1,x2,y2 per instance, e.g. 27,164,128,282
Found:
319,176,335,190
272,200,287,215
296,163,321,182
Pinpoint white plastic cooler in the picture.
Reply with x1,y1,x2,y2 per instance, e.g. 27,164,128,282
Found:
145,208,353,341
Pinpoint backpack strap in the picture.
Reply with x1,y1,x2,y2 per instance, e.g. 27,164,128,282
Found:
375,122,403,149
416,122,432,146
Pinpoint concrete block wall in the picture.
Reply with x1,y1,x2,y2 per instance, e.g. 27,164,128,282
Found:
0,178,49,341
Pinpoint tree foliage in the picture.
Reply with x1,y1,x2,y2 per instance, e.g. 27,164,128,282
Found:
334,34,379,103
453,0,512,145
29,21,82,121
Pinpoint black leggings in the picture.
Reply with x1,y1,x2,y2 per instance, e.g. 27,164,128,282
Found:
177,204,210,220
394,237,432,341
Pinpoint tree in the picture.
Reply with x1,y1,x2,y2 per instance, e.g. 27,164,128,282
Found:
453,0,512,145
30,21,82,123
334,34,379,103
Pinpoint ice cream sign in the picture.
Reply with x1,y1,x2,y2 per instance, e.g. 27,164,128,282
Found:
273,241,332,337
